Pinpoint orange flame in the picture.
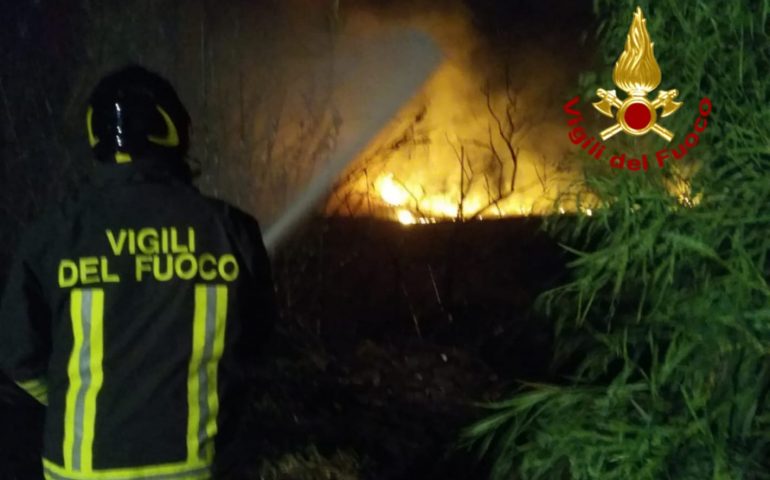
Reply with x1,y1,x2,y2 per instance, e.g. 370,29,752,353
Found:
325,8,587,224
613,7,661,96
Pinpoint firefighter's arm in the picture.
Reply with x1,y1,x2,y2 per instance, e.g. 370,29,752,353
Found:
0,244,52,406
227,207,278,368
241,217,278,355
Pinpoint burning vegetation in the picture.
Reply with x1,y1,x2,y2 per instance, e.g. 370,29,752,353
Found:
325,5,584,224
321,4,707,226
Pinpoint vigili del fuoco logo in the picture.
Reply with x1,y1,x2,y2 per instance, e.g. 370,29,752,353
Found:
563,7,712,172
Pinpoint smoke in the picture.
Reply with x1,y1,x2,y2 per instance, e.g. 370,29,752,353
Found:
325,0,594,222
61,0,594,246
263,28,442,250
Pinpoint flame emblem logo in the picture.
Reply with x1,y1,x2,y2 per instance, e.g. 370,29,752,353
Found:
593,7,682,142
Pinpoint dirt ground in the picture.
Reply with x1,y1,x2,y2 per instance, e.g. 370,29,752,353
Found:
250,217,566,479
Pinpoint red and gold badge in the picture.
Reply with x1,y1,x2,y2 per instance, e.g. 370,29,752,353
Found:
592,7,682,142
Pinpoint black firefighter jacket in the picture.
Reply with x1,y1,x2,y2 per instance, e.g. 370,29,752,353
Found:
0,160,277,480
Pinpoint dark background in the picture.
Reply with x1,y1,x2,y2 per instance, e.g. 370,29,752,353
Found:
0,1,593,478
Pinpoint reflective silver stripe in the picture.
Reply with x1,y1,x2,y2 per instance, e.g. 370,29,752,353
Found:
187,285,227,462
196,286,217,458
72,289,93,470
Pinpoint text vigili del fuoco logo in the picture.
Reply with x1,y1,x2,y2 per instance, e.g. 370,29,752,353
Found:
563,7,712,172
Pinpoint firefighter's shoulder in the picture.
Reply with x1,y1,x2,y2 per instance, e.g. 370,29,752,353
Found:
8,192,82,273
200,195,264,240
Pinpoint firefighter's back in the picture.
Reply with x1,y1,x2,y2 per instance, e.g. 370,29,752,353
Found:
37,171,264,479
0,66,275,480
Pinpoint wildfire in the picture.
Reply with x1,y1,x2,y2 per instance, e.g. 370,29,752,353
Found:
668,172,702,208
322,6,617,225
376,174,410,207
368,167,698,224
320,0,588,226
372,172,545,225
396,209,417,225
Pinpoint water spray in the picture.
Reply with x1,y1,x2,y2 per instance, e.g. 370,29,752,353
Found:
263,28,442,253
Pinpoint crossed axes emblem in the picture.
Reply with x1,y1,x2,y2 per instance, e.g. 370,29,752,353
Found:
593,88,682,142
593,7,683,142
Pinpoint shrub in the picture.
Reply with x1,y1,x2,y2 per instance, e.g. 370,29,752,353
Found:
462,1,770,478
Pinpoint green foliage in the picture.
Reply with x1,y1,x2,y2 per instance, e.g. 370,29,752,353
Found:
463,1,770,478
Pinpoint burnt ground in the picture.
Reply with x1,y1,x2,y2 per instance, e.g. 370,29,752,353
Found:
0,217,568,480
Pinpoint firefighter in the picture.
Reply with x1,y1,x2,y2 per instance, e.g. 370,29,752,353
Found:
0,65,277,479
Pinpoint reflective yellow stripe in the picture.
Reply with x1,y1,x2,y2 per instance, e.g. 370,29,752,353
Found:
81,289,105,471
147,106,180,147
64,290,84,470
186,285,207,462
187,285,228,463
16,377,49,405
204,286,228,462
115,152,132,164
86,106,99,147
63,289,105,472
43,458,211,480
